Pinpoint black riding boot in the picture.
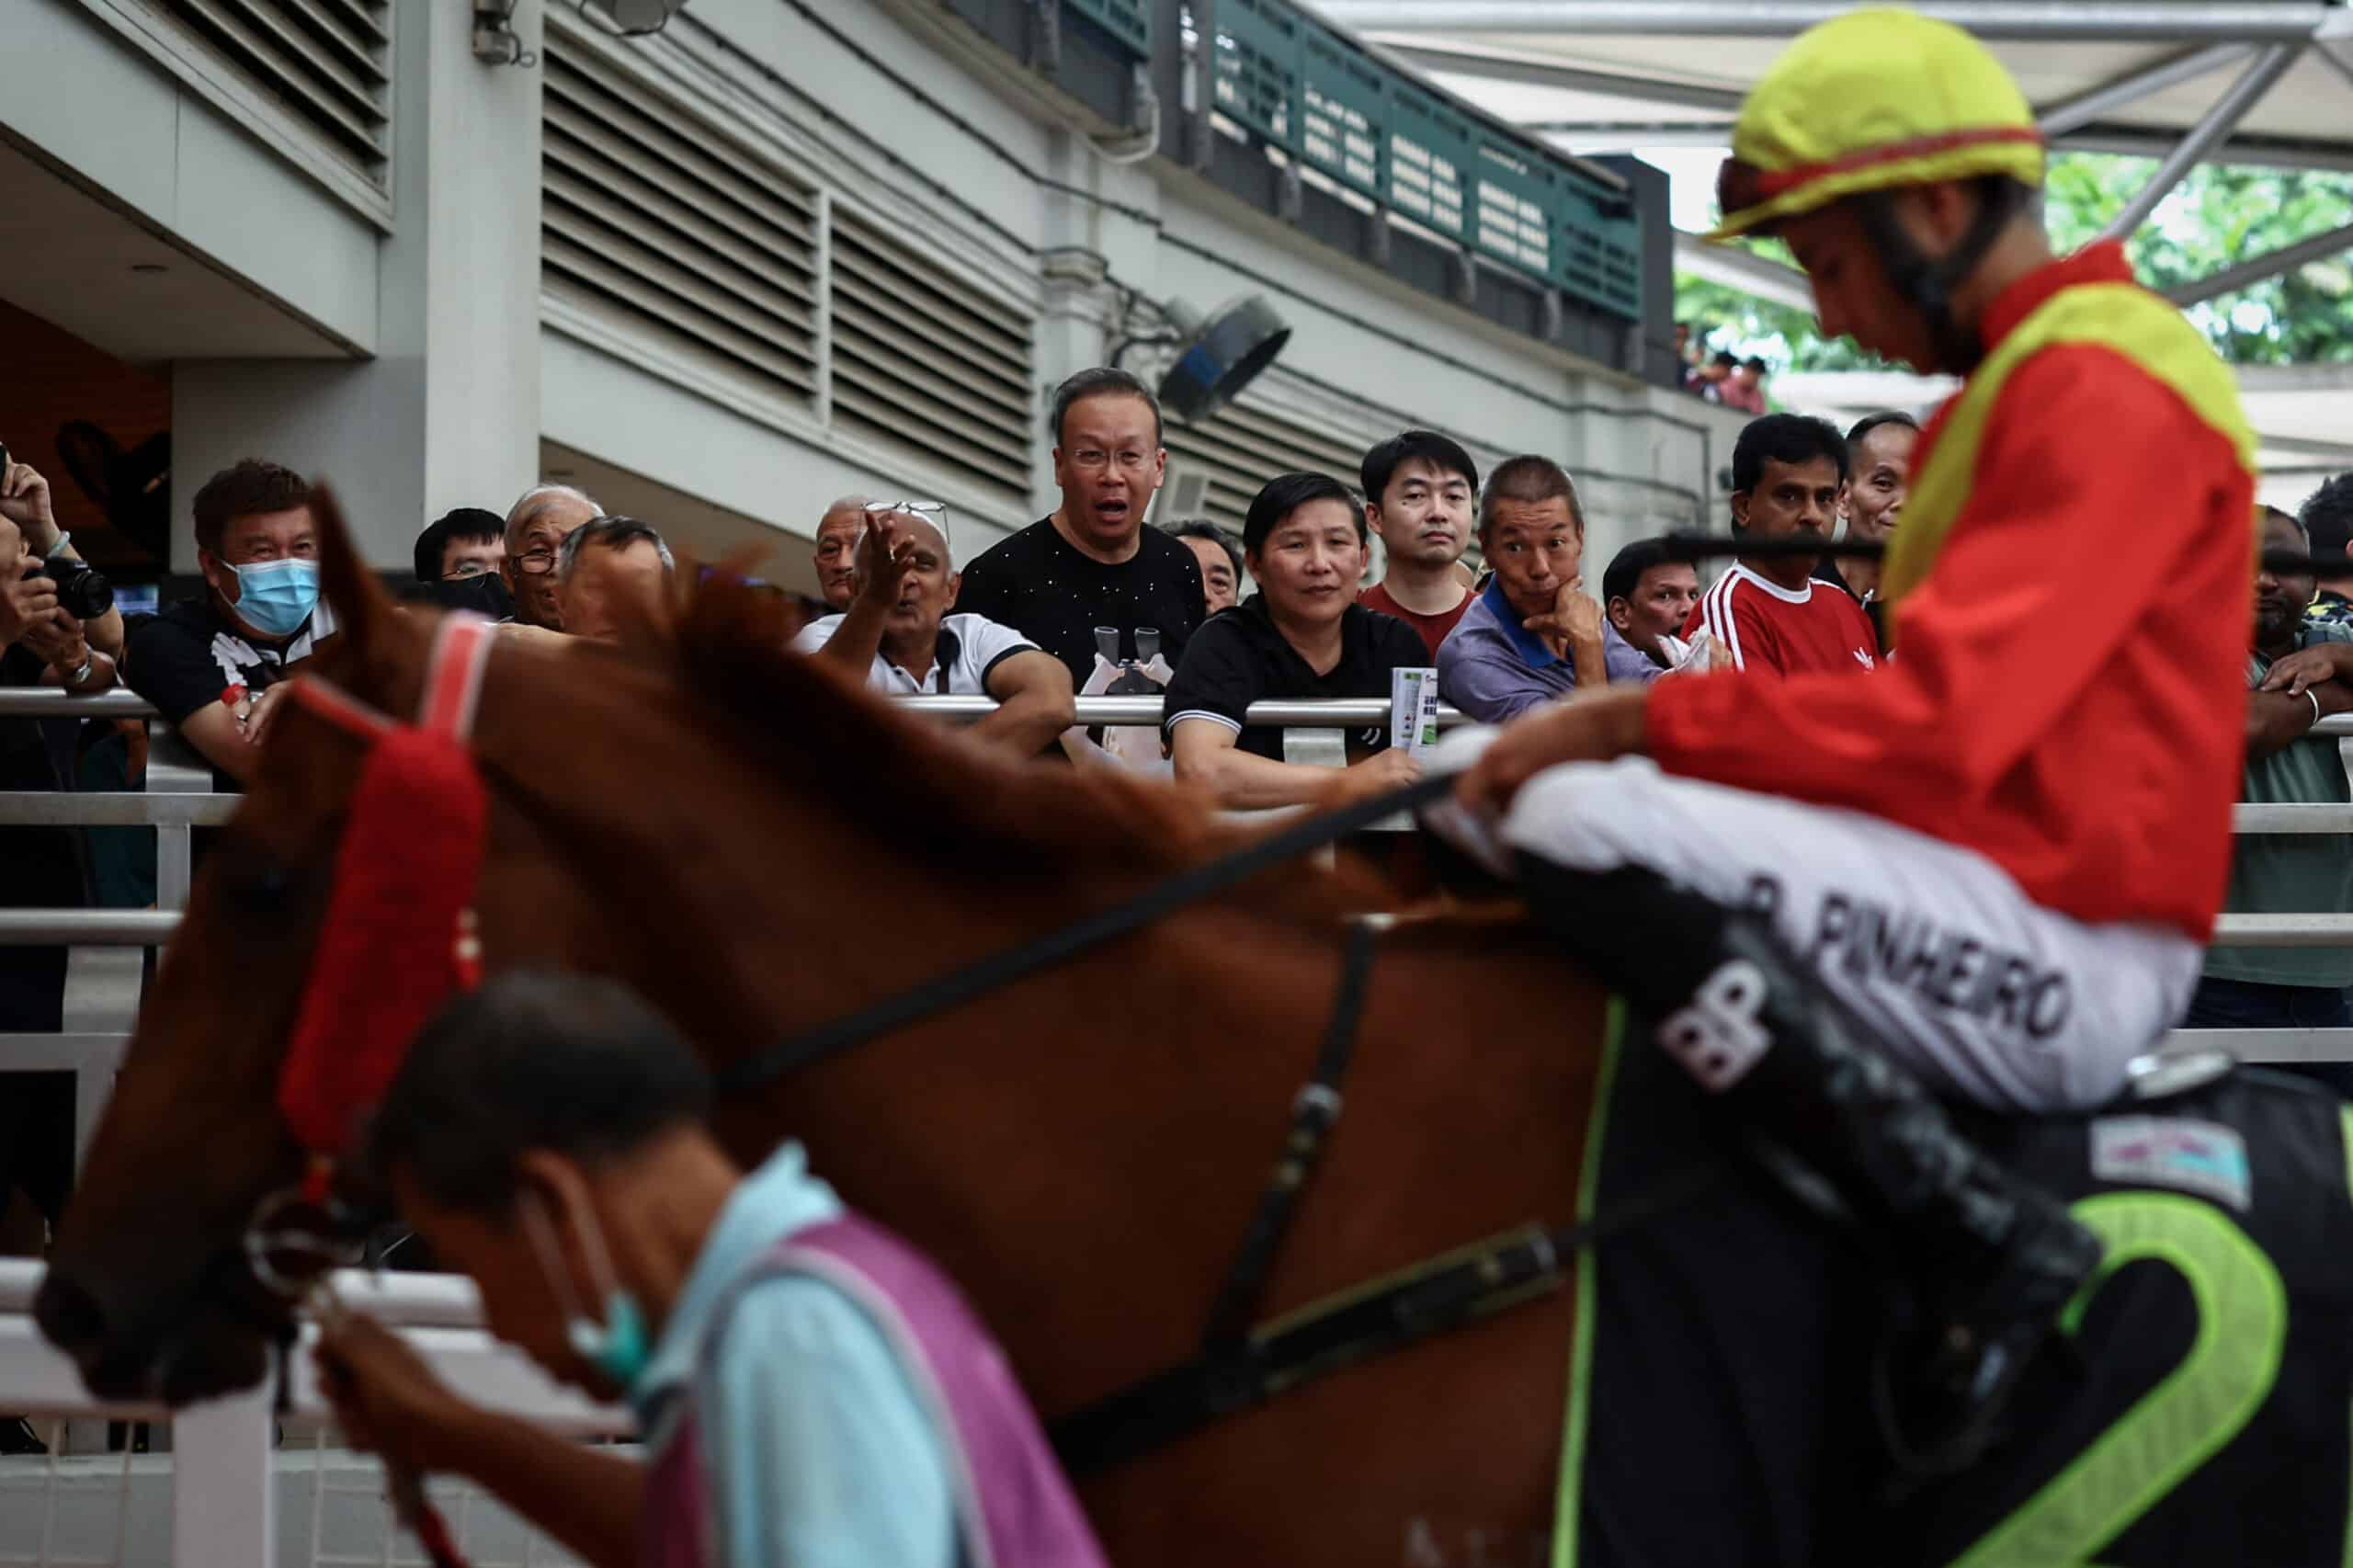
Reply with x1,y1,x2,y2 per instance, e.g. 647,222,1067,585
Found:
1514,856,2101,1470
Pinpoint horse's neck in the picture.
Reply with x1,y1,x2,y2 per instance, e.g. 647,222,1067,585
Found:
494,688,1614,1422
676,845,1611,1416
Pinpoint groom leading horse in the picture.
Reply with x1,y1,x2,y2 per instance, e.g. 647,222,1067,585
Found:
1439,0,2261,1491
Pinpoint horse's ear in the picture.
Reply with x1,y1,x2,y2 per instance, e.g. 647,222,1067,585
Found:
309,481,393,664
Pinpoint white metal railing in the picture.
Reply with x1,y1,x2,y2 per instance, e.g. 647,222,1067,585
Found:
0,1260,625,1568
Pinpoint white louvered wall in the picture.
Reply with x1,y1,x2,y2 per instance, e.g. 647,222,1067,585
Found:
1159,397,1371,533
543,50,823,412
540,36,1038,515
149,0,392,180
828,210,1035,501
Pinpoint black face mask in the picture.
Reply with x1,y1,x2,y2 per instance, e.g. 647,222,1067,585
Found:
419,574,515,619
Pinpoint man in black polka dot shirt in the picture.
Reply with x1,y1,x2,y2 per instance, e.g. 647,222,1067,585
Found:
955,368,1209,693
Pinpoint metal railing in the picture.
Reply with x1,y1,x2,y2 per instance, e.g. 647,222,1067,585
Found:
0,1259,620,1567
0,692,2349,1160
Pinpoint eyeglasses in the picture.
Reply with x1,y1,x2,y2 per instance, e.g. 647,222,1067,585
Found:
1068,449,1153,472
515,546,560,575
868,499,948,525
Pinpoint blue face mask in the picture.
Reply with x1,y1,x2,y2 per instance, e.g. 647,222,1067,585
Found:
523,1193,655,1396
567,1290,653,1390
226,558,320,639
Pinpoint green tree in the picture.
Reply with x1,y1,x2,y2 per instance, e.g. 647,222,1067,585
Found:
1675,154,2353,370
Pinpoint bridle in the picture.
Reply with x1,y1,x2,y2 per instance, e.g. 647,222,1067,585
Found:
234,608,1687,1478
243,611,496,1290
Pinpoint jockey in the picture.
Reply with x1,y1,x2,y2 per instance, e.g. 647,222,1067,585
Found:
1438,9,2257,1441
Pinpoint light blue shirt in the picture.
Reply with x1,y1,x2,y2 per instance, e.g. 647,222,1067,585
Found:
633,1142,958,1568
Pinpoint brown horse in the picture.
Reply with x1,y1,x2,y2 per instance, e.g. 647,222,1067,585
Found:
37,493,1625,1566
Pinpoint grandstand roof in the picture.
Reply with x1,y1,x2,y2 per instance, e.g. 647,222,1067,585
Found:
1310,1,2353,493
1319,1,2353,298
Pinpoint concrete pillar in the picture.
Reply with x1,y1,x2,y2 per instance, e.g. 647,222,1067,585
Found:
170,0,542,572
1029,126,1164,517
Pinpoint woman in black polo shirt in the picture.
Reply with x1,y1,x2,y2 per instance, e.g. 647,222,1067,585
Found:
1164,472,1429,809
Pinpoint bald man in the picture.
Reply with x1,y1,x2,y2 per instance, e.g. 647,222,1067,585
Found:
791,506,1074,758
813,498,869,611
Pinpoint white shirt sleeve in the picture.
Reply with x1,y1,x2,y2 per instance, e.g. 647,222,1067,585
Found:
790,615,845,658
951,614,1040,688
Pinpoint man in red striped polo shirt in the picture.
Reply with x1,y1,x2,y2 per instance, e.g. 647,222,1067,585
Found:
1688,415,1880,676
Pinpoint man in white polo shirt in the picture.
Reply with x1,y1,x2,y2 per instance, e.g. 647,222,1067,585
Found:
792,505,1074,759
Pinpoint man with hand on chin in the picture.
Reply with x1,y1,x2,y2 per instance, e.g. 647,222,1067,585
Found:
123,459,333,787
1435,456,1609,723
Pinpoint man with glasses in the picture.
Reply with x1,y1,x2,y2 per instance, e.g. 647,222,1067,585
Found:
953,368,1208,695
793,504,1074,758
501,483,600,631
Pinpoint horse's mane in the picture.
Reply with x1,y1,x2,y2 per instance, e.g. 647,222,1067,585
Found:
664,574,1275,887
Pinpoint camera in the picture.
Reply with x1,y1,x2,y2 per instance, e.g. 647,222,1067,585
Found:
27,558,114,621
2,437,116,619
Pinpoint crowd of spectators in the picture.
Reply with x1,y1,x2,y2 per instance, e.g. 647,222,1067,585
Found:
7,361,2353,1289
1674,322,1772,411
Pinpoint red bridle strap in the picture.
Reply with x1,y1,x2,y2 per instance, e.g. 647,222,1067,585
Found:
276,616,498,1166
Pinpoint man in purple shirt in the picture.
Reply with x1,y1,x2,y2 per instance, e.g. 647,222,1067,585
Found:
1436,456,1607,722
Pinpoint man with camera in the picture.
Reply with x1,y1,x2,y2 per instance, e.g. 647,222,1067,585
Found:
0,450,124,686
0,453,121,1335
122,459,331,788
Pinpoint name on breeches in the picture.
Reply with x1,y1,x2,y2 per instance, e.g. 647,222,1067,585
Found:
1809,891,2072,1040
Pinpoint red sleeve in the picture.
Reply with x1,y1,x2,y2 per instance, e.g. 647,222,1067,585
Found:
1646,346,2241,807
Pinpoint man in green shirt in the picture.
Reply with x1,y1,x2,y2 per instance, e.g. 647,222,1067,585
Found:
2186,504,2353,1092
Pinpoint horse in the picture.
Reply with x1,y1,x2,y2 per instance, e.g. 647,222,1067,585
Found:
36,491,1619,1566
33,491,2353,1567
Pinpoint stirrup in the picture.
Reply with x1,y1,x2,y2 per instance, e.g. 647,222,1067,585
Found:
1871,1198,2103,1482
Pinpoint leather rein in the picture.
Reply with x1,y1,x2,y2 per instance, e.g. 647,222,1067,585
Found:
243,616,1687,1472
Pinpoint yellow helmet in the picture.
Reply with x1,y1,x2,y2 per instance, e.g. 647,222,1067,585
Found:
1709,8,2045,243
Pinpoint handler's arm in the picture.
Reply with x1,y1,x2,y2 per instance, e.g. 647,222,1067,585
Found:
316,1312,642,1568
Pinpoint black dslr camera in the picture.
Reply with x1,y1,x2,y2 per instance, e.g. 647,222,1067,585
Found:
0,440,113,620
28,557,114,620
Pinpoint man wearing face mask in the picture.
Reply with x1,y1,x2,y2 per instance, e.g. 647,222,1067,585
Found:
122,459,334,787
313,972,1106,1568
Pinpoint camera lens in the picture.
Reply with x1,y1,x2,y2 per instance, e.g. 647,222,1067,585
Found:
32,560,113,620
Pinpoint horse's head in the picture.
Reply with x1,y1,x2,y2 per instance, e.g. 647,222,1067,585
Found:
36,496,1249,1405
33,489,585,1403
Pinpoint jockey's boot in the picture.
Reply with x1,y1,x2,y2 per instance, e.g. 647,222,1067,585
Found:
1512,856,2101,1470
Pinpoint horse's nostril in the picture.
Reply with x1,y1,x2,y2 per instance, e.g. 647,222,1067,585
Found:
32,1271,109,1355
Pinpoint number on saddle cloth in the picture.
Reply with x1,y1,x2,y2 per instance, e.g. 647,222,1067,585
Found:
1557,1019,2353,1568
1905,1066,2353,1568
